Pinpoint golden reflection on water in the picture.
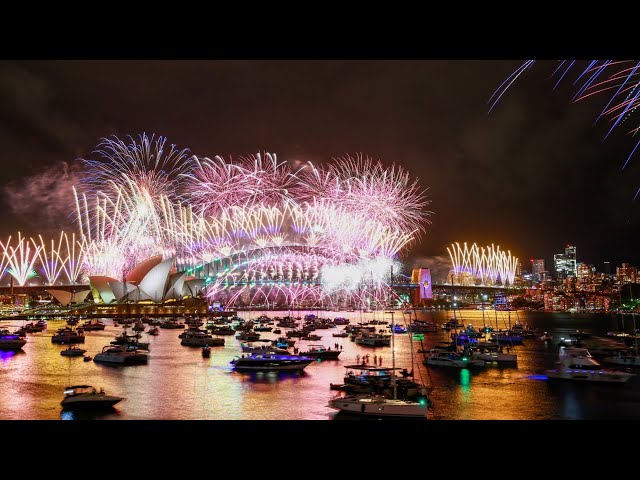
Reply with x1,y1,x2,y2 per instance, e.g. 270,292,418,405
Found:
0,309,633,420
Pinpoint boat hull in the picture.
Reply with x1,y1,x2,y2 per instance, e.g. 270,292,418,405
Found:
61,396,122,409
0,340,27,350
545,369,634,383
94,354,148,365
329,396,427,417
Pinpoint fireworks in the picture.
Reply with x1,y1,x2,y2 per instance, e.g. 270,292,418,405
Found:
447,242,518,286
1,135,431,307
490,60,640,198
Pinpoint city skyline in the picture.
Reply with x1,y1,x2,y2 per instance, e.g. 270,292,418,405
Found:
0,61,638,268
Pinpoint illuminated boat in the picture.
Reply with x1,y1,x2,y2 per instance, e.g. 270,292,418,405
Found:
408,321,438,333
300,344,341,360
355,332,391,347
544,347,634,383
241,342,288,354
423,349,485,368
230,353,314,371
61,385,123,409
0,330,27,350
94,345,148,365
328,394,428,418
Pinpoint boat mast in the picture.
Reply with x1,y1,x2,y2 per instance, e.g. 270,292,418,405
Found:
390,266,397,400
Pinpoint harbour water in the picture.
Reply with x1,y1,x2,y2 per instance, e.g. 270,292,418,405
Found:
0,309,637,420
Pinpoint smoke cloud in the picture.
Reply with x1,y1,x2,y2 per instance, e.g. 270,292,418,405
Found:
3,160,82,234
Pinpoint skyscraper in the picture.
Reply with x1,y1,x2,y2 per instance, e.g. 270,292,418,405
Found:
554,244,577,280
531,258,545,283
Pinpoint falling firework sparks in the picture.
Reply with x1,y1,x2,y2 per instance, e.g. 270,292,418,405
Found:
5,135,432,306
1,233,42,286
447,242,518,286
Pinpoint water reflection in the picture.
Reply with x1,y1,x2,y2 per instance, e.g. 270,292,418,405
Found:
0,311,637,420
0,350,24,363
60,407,120,420
237,370,308,383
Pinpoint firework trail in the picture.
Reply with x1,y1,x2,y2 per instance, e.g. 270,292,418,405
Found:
490,60,640,198
10,134,431,307
1,233,42,286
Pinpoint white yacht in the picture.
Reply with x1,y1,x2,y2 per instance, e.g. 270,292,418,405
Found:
471,345,517,365
328,394,428,418
93,346,148,365
423,349,485,368
545,347,635,383
61,385,123,409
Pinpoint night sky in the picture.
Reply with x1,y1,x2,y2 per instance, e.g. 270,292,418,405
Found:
0,60,638,273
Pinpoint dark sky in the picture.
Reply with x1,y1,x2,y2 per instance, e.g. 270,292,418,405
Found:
0,60,638,272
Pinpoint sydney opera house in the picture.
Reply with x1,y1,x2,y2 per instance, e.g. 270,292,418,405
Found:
87,255,204,305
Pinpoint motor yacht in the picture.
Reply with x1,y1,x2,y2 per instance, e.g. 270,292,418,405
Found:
544,347,635,383
61,385,123,409
230,353,314,371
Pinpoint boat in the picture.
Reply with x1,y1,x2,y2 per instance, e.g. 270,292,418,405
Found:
332,331,349,337
93,345,149,365
83,356,92,362
254,325,273,332
334,317,350,325
540,332,553,342
328,394,428,417
51,328,85,344
544,347,635,383
241,342,289,354
301,334,322,341
408,321,438,333
24,321,45,333
0,329,27,350
180,331,225,347
132,322,145,332
147,326,160,336
490,331,525,345
423,349,485,368
236,331,260,341
470,344,517,365
60,385,123,409
300,344,341,359
392,325,407,334
274,336,296,347
355,332,391,347
230,353,315,371
272,328,282,334
60,346,87,357
160,319,185,329
209,326,235,336
81,321,106,331
441,319,464,330
111,333,149,350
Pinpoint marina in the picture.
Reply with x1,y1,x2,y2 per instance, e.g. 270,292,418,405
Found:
1,309,640,420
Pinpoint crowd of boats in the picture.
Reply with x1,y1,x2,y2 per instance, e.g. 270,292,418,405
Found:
3,310,640,417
